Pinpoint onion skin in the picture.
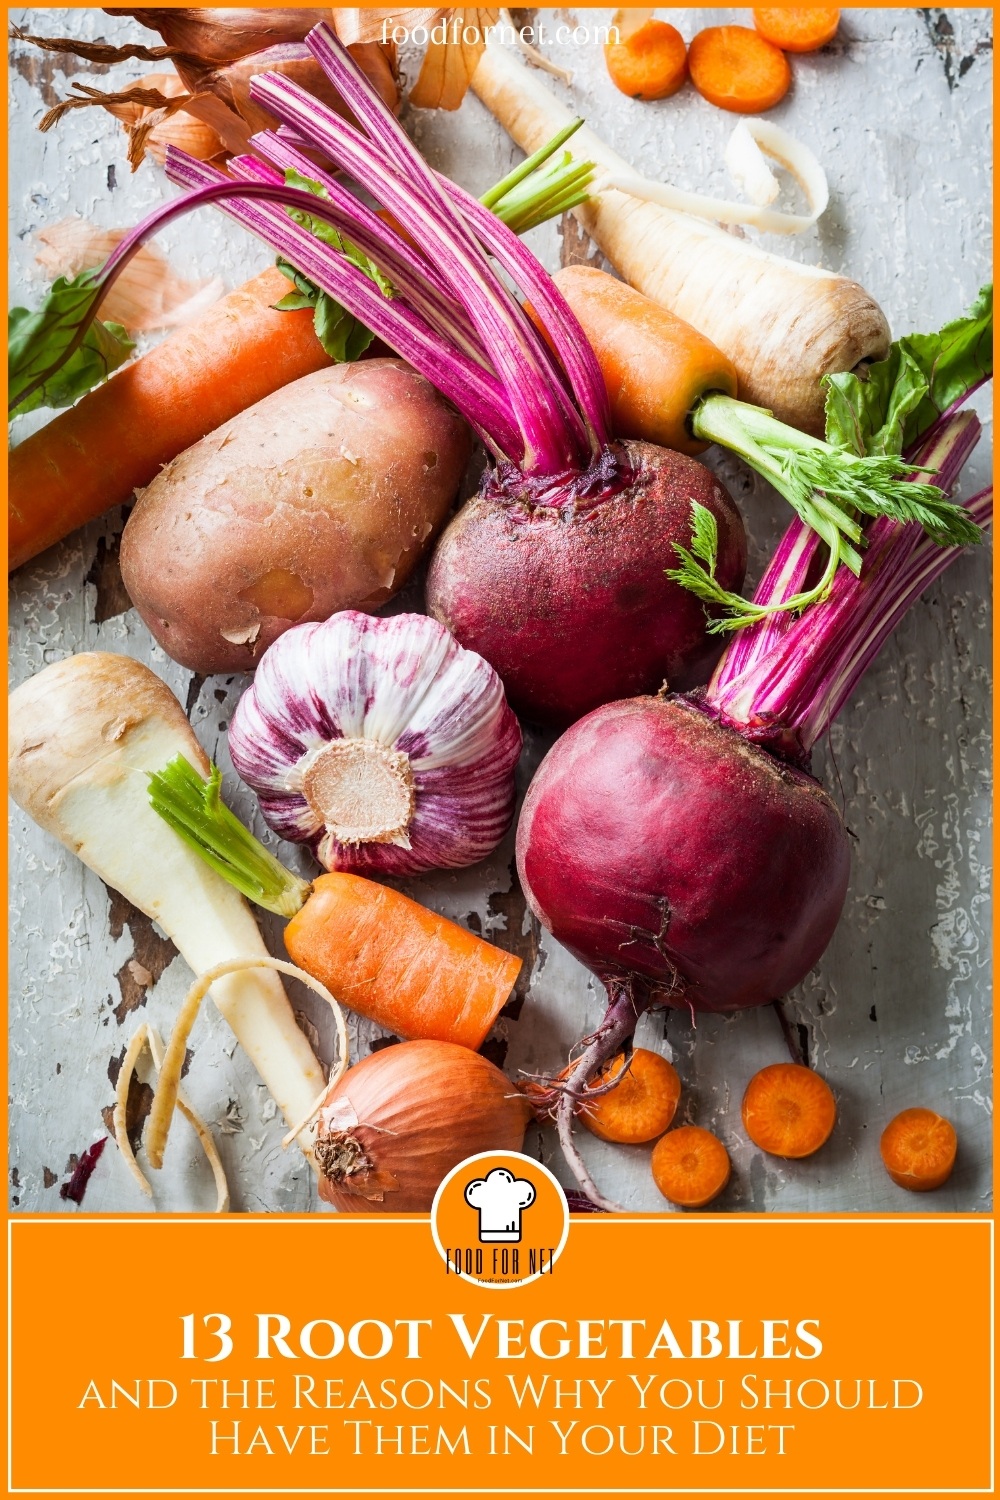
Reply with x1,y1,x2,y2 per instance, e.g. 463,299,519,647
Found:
516,695,851,1013
426,441,746,727
109,9,348,64
317,1041,531,1214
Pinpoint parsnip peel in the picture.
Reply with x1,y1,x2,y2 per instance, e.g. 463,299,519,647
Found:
113,1022,231,1211
147,957,350,1170
603,117,828,236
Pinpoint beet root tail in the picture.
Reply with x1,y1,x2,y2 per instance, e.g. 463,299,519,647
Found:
555,979,655,1210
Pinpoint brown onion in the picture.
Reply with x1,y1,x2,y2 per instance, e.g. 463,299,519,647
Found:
202,43,400,140
105,8,330,63
20,17,400,168
317,1041,530,1214
35,215,223,331
102,70,223,164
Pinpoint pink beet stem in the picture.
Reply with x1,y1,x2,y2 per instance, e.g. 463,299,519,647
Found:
706,410,987,755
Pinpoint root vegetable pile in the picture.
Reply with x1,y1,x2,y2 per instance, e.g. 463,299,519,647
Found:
13,23,751,721
514,324,991,1204
472,44,889,432
6,14,990,1219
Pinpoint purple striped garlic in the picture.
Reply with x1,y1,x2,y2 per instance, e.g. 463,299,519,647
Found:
229,611,523,877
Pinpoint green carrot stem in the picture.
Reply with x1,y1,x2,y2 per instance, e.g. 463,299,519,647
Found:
691,393,980,548
496,162,596,234
491,159,596,233
676,392,982,628
148,756,310,918
480,117,585,209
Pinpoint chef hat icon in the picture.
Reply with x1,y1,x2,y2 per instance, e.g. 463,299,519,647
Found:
464,1167,536,1243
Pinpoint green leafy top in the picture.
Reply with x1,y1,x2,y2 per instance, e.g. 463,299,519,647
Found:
824,284,993,457
8,270,134,418
272,167,394,364
671,288,991,631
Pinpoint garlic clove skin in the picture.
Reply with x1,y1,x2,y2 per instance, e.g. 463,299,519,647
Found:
229,611,523,876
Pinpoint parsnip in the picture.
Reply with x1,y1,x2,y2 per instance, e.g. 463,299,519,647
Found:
8,652,326,1153
472,44,891,433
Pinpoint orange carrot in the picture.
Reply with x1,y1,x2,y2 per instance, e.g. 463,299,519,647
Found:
688,25,791,114
651,1125,731,1208
284,872,521,1051
753,9,840,53
605,20,688,101
880,1108,957,1192
553,265,738,456
741,1063,836,1158
580,1048,681,1144
9,266,331,573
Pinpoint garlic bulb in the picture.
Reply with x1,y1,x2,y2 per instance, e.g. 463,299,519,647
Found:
229,611,522,876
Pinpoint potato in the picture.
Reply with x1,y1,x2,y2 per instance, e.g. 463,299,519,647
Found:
120,359,471,673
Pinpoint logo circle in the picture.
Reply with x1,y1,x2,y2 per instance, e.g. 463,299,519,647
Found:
431,1151,569,1289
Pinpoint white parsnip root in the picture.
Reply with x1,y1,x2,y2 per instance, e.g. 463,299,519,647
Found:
8,652,327,1163
472,44,891,433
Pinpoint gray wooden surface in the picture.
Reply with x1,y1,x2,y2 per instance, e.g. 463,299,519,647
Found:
8,7,993,1214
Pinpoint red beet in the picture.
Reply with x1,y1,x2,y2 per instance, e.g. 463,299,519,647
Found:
515,691,850,1211
517,696,850,1015
427,442,746,727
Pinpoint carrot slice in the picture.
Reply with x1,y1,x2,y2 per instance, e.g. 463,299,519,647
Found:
605,20,688,101
880,1108,957,1192
651,1125,731,1208
753,9,840,53
688,26,791,114
741,1063,836,1158
580,1048,681,1144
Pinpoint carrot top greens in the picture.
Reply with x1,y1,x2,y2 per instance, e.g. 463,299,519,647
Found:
670,288,992,630
8,271,133,417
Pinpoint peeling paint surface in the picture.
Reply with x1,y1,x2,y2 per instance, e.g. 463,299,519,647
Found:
8,7,992,1213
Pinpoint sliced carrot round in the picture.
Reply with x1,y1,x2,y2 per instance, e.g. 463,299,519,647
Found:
688,25,791,114
651,1125,731,1208
741,1063,837,1158
880,1108,957,1192
753,9,841,53
581,1048,681,1144
605,20,688,101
